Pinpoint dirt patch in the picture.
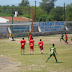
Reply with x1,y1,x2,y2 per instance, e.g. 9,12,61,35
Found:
0,56,21,72
18,64,47,71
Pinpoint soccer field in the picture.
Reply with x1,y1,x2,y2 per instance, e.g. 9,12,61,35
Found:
0,34,72,72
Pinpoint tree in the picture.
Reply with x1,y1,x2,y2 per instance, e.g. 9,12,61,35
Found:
19,0,29,6
39,15,48,22
65,3,72,21
33,7,47,22
39,0,57,14
47,6,64,21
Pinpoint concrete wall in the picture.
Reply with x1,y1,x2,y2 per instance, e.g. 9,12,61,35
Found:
0,27,8,34
0,21,72,37
0,31,72,39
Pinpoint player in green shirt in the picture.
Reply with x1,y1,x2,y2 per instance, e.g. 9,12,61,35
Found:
27,30,31,40
46,44,58,62
60,33,64,42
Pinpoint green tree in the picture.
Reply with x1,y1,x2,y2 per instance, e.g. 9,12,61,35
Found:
19,0,29,6
65,3,72,21
39,0,57,14
33,7,47,22
39,14,48,22
48,6,64,21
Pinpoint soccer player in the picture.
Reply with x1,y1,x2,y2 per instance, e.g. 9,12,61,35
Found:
38,39,43,54
29,33,32,41
29,38,34,54
65,33,68,44
9,33,14,41
20,38,26,55
60,33,64,42
27,30,31,40
46,44,58,62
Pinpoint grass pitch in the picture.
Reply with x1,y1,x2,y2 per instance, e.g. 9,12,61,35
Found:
0,34,72,72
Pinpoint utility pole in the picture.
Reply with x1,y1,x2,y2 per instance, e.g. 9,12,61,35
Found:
12,8,13,33
32,9,33,32
64,3,65,21
35,0,36,22
29,5,30,22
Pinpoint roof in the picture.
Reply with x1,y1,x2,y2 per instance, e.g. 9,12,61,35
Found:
0,17,9,23
1,17,32,21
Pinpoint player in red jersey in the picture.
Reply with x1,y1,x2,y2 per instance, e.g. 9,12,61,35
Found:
38,39,43,54
20,38,26,55
29,33,32,41
65,33,68,44
29,38,34,54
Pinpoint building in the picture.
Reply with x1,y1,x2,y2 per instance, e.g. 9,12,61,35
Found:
0,17,32,24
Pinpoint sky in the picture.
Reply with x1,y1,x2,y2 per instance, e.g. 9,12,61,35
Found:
0,0,72,7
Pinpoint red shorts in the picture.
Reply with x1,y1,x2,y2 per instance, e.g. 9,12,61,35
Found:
21,46,25,49
30,46,33,49
65,38,67,41
40,46,43,50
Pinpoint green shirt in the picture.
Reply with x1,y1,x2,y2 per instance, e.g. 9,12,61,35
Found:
50,47,56,54
61,34,64,38
27,32,31,37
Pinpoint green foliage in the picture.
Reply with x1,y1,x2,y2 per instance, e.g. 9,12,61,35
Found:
65,3,72,21
33,7,47,22
38,14,48,22
0,13,6,16
0,1,72,21
19,0,29,6
39,0,57,14
49,6,64,21
46,15,54,21
7,14,12,16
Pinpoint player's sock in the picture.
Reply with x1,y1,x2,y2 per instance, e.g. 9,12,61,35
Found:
55,57,57,62
23,50,24,55
47,57,50,61
21,50,22,55
32,51,33,54
42,50,43,54
30,50,31,54
41,50,42,54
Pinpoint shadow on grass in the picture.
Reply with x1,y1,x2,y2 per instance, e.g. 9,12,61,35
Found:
47,62,63,63
56,62,63,63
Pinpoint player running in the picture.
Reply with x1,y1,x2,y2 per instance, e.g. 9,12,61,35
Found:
29,38,34,55
20,38,26,55
60,33,64,42
65,33,68,44
38,39,43,54
46,44,58,62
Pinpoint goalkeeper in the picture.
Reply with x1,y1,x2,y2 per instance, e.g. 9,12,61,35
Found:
46,44,58,62
9,33,14,41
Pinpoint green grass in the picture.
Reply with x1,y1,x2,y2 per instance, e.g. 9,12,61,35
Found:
0,34,72,72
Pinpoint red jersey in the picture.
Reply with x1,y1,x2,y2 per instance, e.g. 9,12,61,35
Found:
38,41,43,47
65,34,67,39
29,39,34,47
29,35,32,41
20,39,26,49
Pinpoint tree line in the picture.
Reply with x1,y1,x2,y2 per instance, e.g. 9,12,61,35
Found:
0,0,72,22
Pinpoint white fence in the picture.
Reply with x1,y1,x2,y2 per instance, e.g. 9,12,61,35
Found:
0,21,72,34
